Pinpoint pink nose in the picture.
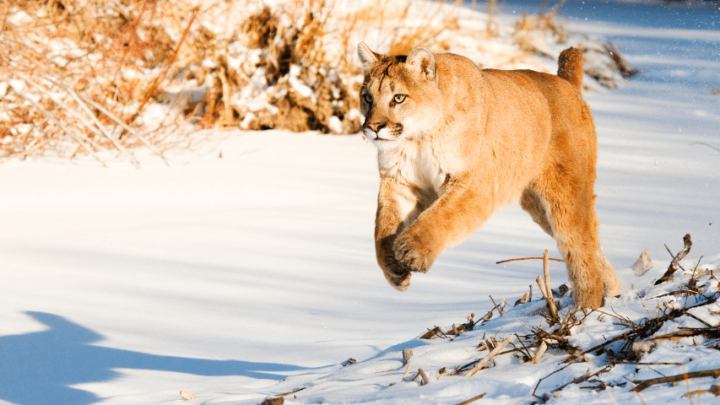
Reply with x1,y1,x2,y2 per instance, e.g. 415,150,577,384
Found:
368,122,384,132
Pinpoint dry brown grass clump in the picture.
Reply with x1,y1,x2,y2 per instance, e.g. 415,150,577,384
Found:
0,0,637,165
0,0,369,165
198,4,363,134
0,0,205,165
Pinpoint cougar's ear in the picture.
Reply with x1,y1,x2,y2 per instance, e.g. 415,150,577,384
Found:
407,47,436,82
357,42,380,76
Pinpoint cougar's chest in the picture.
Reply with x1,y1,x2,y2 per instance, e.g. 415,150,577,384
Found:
378,141,447,196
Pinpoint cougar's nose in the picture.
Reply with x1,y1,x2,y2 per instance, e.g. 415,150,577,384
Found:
368,122,385,132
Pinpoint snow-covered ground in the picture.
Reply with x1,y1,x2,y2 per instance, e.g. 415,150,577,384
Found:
1,2,719,404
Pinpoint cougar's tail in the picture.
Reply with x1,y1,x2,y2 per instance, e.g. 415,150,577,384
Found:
557,47,583,89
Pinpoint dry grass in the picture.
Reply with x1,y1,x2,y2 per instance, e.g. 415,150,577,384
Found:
0,0,205,164
414,239,720,401
0,0,469,165
514,12,568,58
0,0,635,165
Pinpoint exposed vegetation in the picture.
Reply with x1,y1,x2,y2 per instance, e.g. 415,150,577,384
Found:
0,0,635,165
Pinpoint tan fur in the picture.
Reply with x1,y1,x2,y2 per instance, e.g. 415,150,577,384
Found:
358,43,621,309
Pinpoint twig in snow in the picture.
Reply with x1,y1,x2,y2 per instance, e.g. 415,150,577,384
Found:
646,327,720,343
632,368,720,392
536,267,560,323
635,391,649,405
533,363,574,399
542,250,560,321
490,295,504,316
655,234,692,285
650,287,704,300
402,363,413,381
465,334,516,378
402,348,413,366
564,292,719,364
273,387,306,397
454,393,487,405
691,142,720,153
515,336,533,361
685,312,715,328
418,368,429,385
475,309,494,325
532,341,548,364
514,317,536,334
596,309,635,328
420,326,443,339
496,257,563,264
550,365,613,393
536,276,549,302
610,360,685,366
529,284,533,302
515,292,529,306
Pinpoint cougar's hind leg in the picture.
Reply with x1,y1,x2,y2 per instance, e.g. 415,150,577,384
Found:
530,170,614,310
597,246,622,298
521,185,621,298
520,188,554,238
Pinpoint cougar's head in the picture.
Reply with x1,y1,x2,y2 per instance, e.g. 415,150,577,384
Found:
357,42,443,151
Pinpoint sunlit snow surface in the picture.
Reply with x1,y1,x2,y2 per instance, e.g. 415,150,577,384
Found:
0,2,719,404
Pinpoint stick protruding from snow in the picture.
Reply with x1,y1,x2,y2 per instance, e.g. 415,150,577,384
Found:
532,341,548,364
418,368,430,385
655,234,692,284
536,250,560,322
401,348,413,366
465,334,515,378
402,363,413,381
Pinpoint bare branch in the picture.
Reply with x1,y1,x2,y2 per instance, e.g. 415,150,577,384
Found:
633,368,720,392
656,234,692,285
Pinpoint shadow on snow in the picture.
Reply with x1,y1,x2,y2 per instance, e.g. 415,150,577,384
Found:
0,311,305,405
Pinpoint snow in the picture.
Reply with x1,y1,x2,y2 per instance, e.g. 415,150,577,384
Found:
1,2,719,405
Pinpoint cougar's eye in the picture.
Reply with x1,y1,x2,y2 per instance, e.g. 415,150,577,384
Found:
363,94,373,104
393,94,407,104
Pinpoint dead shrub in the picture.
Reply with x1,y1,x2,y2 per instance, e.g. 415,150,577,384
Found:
0,0,637,165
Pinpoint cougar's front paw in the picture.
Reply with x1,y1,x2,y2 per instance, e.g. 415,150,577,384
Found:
382,264,411,291
393,230,439,274
377,236,411,291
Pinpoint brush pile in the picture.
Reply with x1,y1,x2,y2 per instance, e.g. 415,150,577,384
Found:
0,0,635,165
254,234,720,405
